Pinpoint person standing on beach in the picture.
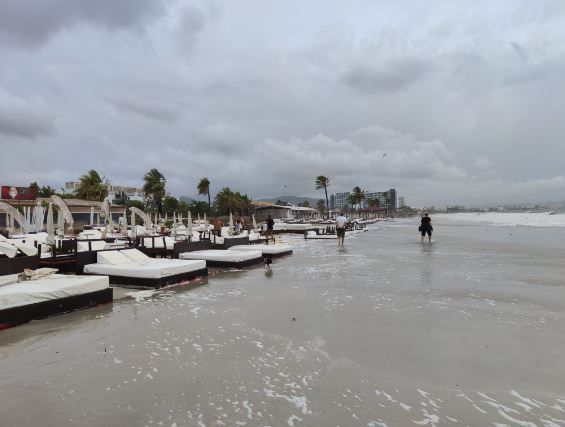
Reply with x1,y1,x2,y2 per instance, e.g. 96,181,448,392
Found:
265,215,275,243
420,212,433,243
335,212,347,246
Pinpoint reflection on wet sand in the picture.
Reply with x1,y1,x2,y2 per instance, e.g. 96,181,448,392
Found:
1,221,565,426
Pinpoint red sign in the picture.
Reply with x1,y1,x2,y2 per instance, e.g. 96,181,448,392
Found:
1,186,37,200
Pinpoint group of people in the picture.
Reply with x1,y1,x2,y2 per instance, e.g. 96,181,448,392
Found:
335,211,434,246
211,211,433,245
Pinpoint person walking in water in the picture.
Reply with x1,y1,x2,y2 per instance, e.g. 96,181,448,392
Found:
420,212,433,243
335,211,347,246
265,215,275,243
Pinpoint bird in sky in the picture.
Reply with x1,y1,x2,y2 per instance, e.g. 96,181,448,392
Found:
382,153,388,158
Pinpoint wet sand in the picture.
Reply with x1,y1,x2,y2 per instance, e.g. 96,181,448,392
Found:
1,219,565,426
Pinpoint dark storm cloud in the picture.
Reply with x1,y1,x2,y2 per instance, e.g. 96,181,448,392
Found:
0,0,166,46
341,58,432,94
0,88,56,138
111,100,180,123
1,0,565,206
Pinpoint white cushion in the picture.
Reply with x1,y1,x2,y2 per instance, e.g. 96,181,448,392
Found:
179,249,262,262
12,242,38,256
84,259,206,279
0,241,17,258
97,250,132,265
120,248,150,262
0,275,109,309
77,240,108,252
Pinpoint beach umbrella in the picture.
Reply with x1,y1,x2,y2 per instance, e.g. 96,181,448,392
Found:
203,213,207,224
165,212,168,223
252,214,258,231
6,213,13,235
51,195,74,233
172,212,178,235
130,211,137,240
178,212,183,226
197,213,201,223
33,202,44,232
122,209,128,237
57,207,65,236
46,202,55,247
229,211,234,233
90,206,94,226
187,211,193,237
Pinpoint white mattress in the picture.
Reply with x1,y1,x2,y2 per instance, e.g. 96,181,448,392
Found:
229,244,292,255
83,259,206,279
305,232,336,239
179,249,262,262
0,275,109,310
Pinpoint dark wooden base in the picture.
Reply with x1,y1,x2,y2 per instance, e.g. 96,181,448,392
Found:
268,250,293,258
0,288,113,330
205,257,263,269
86,268,208,289
38,255,77,273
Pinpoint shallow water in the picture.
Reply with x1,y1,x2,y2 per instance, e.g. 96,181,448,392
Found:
1,220,565,426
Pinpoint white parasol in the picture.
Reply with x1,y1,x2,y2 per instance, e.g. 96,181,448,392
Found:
56,207,64,236
46,202,55,247
229,211,234,233
122,209,128,237
187,211,193,237
252,214,258,231
50,194,74,232
32,202,44,232
130,210,137,240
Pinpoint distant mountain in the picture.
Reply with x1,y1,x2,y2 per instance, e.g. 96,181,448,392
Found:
261,195,322,206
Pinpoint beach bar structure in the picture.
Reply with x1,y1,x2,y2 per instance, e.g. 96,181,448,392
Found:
253,202,320,220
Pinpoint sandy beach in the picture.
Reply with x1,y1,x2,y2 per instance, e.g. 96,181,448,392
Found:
1,217,565,426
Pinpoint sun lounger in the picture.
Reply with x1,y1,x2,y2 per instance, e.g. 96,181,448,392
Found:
229,244,293,257
0,274,112,329
175,240,262,268
81,249,207,288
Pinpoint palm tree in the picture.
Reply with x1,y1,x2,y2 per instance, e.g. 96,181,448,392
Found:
75,170,108,201
367,197,380,208
316,199,326,215
143,168,166,215
197,177,211,211
314,175,330,216
215,187,236,215
351,186,366,211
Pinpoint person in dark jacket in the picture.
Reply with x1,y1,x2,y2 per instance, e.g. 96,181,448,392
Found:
420,212,433,243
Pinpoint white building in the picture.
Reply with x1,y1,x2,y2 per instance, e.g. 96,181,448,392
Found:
65,181,145,203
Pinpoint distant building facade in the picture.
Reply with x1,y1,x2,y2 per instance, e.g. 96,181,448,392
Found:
331,188,398,213
65,181,145,203
330,192,350,210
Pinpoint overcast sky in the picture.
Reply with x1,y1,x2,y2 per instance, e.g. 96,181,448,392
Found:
1,0,564,206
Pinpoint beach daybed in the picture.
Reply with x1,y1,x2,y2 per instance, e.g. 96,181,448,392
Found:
80,249,207,289
229,243,293,257
0,272,112,329
304,230,337,239
175,241,262,268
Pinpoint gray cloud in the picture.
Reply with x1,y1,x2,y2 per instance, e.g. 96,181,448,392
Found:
0,88,56,138
0,0,166,46
1,0,565,207
341,58,432,94
111,99,180,123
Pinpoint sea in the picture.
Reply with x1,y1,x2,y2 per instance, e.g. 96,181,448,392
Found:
1,213,564,426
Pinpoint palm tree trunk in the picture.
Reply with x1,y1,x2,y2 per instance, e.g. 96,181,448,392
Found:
324,187,329,219
207,191,211,213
